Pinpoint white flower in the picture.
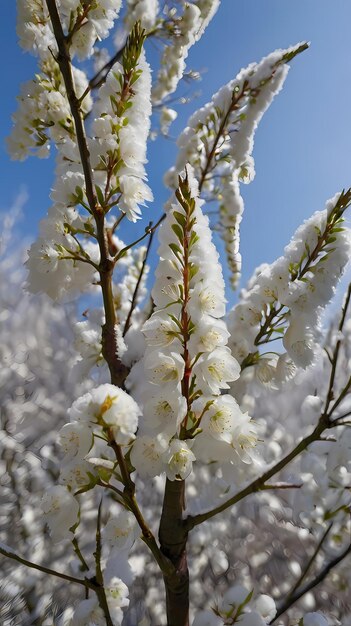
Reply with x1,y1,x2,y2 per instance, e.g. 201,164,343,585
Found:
68,384,140,444
253,595,276,621
164,439,196,481
188,281,226,319
142,313,181,348
194,347,240,394
239,613,265,626
59,459,96,491
119,175,153,222
219,584,251,613
188,318,230,354
144,351,185,385
59,422,92,460
283,318,316,368
194,395,239,443
130,434,169,477
41,486,79,541
105,577,129,616
192,611,222,626
143,388,187,434
72,598,105,626
104,510,137,550
302,613,329,626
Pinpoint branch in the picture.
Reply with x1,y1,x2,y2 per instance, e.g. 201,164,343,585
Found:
323,282,351,411
260,482,302,491
106,433,175,578
271,542,351,622
185,417,328,530
46,0,97,214
198,81,248,193
89,46,125,90
186,283,351,530
114,214,165,263
94,501,114,626
0,544,93,589
271,523,333,623
46,0,129,388
123,227,155,336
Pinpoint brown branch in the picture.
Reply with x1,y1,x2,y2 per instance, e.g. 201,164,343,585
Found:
123,228,155,336
271,522,333,623
271,542,351,623
323,282,351,413
46,0,97,213
88,27,159,91
159,479,190,626
93,500,114,626
89,47,125,90
198,81,248,193
186,282,351,530
0,544,94,589
106,430,174,577
185,416,328,531
46,0,128,390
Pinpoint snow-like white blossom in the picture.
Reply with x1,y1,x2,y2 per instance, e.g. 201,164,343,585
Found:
228,190,351,376
130,166,256,481
164,43,307,287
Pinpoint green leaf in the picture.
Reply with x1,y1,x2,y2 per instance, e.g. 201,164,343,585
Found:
95,185,105,207
171,223,184,242
173,211,186,227
169,242,183,261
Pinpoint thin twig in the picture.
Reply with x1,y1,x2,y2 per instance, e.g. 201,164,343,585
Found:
114,214,165,263
0,545,93,589
93,500,114,626
123,228,155,336
272,522,333,623
271,542,351,623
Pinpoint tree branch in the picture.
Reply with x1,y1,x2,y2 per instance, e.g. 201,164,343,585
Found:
94,500,114,626
123,228,155,336
186,282,351,530
271,541,351,622
271,522,333,623
45,0,128,389
0,544,93,589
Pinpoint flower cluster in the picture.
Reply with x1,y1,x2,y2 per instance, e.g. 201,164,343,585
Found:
292,446,351,530
20,24,153,300
17,0,122,60
8,55,92,161
124,0,160,32
73,577,130,625
164,43,307,287
228,190,351,378
90,30,153,221
41,383,140,541
130,166,256,481
192,584,277,625
192,585,329,626
71,241,149,381
151,0,220,104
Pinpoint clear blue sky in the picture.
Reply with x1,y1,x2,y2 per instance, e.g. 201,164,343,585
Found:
1,1,351,304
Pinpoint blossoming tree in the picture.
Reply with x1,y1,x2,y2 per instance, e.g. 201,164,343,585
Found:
1,1,351,625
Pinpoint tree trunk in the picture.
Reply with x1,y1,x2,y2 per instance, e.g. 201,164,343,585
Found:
159,479,189,626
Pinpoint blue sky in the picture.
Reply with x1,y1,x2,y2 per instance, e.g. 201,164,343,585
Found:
1,1,351,305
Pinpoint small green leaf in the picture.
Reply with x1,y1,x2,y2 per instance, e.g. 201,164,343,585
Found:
171,223,184,242
95,185,105,206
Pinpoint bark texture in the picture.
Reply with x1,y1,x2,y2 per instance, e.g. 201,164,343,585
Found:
159,479,189,626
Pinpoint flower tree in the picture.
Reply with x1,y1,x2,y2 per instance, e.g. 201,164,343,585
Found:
1,2,351,626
